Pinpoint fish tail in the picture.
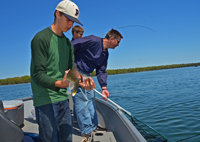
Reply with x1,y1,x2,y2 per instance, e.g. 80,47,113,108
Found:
72,78,81,96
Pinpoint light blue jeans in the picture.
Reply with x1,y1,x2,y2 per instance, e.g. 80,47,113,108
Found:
72,74,98,135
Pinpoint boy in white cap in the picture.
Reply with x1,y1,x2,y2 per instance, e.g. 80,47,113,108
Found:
30,0,95,141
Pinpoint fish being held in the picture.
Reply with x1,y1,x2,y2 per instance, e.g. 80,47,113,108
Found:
66,63,81,96
79,72,91,90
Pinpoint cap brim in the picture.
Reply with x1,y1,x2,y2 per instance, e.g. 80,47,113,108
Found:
63,13,83,26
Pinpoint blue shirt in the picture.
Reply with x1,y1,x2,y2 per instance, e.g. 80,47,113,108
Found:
72,35,109,87
71,38,75,41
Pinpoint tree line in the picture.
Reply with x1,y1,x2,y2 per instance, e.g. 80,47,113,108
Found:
0,62,199,85
0,75,31,85
90,62,200,76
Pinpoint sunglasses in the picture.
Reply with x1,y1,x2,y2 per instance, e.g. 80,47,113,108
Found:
115,39,120,44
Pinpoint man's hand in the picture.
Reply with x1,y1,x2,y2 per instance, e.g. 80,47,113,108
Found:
55,70,70,88
79,77,95,90
102,89,109,100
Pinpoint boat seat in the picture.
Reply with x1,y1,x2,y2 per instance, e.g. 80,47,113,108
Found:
0,100,24,142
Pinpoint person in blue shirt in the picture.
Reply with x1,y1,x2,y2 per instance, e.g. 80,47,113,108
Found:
72,29,123,137
71,25,84,124
71,25,84,41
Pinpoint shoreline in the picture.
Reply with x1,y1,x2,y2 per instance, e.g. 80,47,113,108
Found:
1,62,200,85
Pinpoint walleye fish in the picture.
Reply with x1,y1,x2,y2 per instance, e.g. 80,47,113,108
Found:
67,63,81,96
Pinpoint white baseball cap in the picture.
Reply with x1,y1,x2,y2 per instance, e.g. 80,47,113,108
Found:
56,0,83,26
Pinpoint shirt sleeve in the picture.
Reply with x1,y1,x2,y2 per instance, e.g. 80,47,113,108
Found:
72,36,94,53
96,59,108,88
31,36,59,91
69,41,75,68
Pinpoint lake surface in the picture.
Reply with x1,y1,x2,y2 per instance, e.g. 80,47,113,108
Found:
1,67,200,142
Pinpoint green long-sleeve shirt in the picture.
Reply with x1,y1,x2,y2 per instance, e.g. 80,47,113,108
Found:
30,27,74,107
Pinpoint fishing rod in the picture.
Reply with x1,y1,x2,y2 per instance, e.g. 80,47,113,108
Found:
93,88,132,116
93,89,169,141
177,133,200,142
99,25,156,37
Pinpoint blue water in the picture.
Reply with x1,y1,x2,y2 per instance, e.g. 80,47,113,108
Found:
1,67,200,142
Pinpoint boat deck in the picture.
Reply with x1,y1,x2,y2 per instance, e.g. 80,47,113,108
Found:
22,118,38,134
22,116,116,142
20,96,146,142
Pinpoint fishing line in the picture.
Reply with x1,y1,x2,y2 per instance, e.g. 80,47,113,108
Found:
177,133,200,142
94,89,167,141
99,25,156,37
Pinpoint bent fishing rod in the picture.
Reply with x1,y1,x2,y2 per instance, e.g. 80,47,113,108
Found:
93,88,132,116
99,24,156,37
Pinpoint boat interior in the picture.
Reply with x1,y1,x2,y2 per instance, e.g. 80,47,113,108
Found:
0,93,146,142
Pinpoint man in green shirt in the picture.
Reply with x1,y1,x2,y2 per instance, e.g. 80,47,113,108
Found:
30,0,95,141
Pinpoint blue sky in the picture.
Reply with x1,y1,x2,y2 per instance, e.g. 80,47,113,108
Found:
0,0,200,79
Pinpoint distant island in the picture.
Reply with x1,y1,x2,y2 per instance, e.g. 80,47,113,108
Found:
0,62,199,86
